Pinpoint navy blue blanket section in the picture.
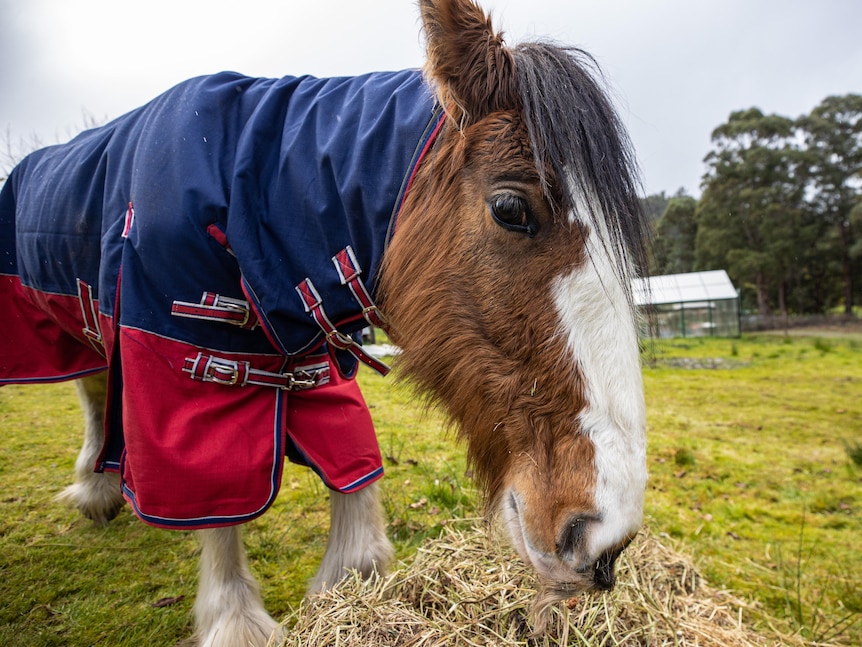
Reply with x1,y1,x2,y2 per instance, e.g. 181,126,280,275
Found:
3,70,440,372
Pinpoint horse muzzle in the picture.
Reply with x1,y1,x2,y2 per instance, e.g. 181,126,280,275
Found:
501,490,633,593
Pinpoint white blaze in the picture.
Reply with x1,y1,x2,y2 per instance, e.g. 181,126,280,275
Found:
553,197,647,558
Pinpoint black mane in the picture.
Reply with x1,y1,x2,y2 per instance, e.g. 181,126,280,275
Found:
512,41,650,286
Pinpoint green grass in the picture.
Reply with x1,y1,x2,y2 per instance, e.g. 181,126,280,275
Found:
642,332,862,644
0,384,198,646
1,331,861,645
846,440,862,467
0,370,475,646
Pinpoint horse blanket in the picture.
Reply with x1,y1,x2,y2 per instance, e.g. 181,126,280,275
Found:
0,70,444,528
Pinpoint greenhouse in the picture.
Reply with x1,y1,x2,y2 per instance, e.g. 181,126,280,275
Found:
633,270,740,338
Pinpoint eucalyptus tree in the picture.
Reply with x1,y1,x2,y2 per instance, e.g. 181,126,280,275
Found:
798,94,862,314
653,194,698,275
696,108,805,315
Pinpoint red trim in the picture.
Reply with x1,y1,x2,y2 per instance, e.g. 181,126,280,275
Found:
394,111,447,228
206,223,231,250
121,202,135,238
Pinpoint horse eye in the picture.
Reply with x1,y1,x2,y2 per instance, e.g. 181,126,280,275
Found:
489,194,539,237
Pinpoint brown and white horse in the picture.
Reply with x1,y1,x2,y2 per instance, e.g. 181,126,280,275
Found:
9,0,649,644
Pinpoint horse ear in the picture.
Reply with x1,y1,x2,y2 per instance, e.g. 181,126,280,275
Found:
420,0,518,125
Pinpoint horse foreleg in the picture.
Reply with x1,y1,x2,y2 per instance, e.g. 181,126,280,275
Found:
309,482,393,592
56,372,124,525
194,526,280,647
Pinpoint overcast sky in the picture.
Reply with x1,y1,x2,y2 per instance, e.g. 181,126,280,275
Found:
2,0,861,197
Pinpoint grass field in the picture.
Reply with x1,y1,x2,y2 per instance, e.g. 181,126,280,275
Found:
641,331,862,645
1,330,860,645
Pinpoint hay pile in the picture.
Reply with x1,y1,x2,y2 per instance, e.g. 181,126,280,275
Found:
276,523,801,646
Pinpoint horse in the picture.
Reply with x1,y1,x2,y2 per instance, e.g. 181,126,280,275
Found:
0,0,650,644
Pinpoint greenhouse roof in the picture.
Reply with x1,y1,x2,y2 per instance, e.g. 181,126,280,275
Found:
632,270,738,306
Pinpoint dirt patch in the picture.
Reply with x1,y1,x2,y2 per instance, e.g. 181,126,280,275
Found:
658,357,749,369
757,320,862,338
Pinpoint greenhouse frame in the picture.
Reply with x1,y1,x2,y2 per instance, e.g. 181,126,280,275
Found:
633,270,740,338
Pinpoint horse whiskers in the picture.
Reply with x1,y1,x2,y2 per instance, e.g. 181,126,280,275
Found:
530,576,597,635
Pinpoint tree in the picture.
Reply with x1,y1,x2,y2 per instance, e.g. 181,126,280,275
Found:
641,191,669,227
851,199,862,263
653,194,698,274
798,94,862,314
696,109,805,315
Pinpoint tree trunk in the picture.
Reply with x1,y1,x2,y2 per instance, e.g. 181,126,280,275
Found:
777,280,789,334
778,280,787,317
756,272,771,316
841,221,854,315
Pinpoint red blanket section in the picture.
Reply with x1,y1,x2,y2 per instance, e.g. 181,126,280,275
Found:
1,275,384,528
119,327,384,528
0,275,107,383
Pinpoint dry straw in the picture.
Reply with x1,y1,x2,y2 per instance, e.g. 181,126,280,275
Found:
275,522,802,646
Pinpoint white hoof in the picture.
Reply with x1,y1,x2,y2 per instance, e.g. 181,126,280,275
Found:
310,484,393,593
56,471,124,526
196,610,281,647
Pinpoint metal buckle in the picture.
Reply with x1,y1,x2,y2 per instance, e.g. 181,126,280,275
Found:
325,329,356,350
217,296,252,328
287,376,318,390
286,369,322,390
206,357,240,385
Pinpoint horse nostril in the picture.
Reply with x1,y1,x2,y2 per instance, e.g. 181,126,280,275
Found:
556,516,590,560
594,545,623,591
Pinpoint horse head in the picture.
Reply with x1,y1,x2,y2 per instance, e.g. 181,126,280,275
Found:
380,0,650,610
